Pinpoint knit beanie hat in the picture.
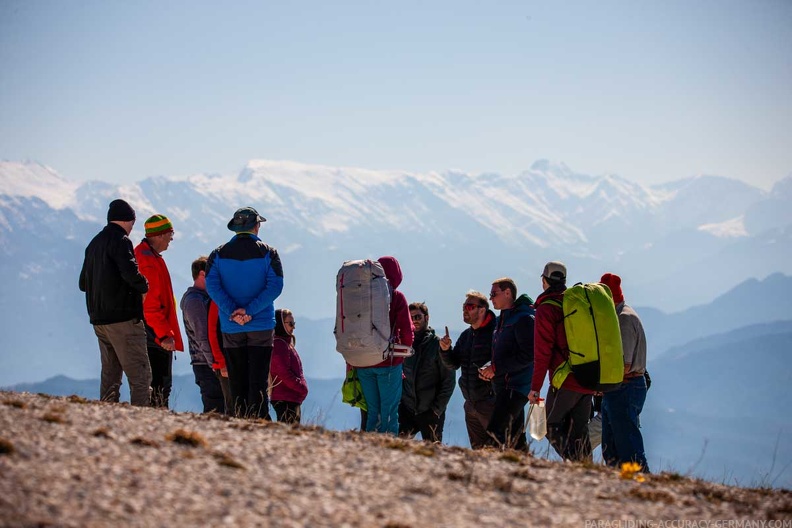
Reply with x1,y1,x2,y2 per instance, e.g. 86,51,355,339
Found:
600,273,624,304
107,199,136,222
144,214,174,237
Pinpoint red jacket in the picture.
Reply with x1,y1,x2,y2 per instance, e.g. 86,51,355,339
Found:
270,336,308,403
531,288,593,395
134,239,184,351
207,301,226,370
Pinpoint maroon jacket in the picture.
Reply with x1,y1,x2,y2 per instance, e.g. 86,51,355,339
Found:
270,336,308,403
361,256,413,368
531,288,594,395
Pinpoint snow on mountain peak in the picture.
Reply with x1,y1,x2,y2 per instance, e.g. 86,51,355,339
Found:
0,161,78,209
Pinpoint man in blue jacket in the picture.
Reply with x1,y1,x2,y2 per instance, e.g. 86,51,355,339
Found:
206,207,284,418
480,277,535,450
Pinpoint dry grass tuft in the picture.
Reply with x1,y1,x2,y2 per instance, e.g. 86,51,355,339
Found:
500,451,522,464
130,437,160,448
2,399,26,409
413,445,435,457
382,438,410,451
165,429,207,448
492,475,514,493
213,452,245,470
66,395,89,404
92,427,112,439
510,468,540,482
41,412,67,424
0,437,15,455
628,486,676,504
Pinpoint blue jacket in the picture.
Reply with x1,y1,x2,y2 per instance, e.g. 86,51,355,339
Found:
205,233,284,334
492,294,535,395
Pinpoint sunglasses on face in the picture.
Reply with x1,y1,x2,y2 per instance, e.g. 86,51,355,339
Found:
489,290,502,299
284,321,296,327
463,302,481,311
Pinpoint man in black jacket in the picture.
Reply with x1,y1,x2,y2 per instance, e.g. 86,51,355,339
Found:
439,291,497,449
79,199,151,406
399,302,456,442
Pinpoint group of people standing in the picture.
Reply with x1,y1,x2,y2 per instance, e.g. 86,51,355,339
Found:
79,199,648,472
353,260,650,473
79,200,307,424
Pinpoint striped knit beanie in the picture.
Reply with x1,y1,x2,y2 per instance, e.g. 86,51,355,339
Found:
144,214,174,237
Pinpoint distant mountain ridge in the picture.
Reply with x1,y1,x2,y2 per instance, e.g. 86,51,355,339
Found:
0,158,790,387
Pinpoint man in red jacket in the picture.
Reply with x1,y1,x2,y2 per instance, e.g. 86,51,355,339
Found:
135,214,184,408
528,261,594,462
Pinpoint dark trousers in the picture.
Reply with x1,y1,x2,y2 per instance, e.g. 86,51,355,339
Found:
147,347,172,408
222,330,273,419
602,376,649,471
360,409,367,431
192,363,225,413
486,388,529,450
463,398,496,449
398,404,445,442
216,371,233,415
546,387,593,462
272,400,302,424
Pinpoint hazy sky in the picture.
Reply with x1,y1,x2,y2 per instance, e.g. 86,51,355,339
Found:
1,0,790,189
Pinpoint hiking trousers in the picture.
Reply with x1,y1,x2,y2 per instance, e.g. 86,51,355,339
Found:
223,330,273,419
464,397,496,449
272,400,302,424
546,387,593,462
192,363,225,413
357,364,403,435
486,387,529,450
148,347,173,408
602,375,649,471
398,405,445,442
94,319,151,407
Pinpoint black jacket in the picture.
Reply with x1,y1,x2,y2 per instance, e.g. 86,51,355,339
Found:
439,311,496,403
401,328,456,416
79,223,148,325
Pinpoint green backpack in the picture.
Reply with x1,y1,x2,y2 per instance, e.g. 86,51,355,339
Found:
542,283,624,392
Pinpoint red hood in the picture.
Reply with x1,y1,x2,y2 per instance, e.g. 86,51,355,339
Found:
377,256,403,289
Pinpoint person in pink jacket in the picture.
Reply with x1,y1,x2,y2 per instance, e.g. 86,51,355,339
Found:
270,308,308,424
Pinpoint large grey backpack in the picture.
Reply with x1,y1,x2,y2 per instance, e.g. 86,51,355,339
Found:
334,259,392,367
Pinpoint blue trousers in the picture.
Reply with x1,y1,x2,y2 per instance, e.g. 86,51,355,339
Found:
602,375,649,471
357,364,403,435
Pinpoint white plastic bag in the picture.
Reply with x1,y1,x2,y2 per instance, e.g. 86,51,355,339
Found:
527,401,547,441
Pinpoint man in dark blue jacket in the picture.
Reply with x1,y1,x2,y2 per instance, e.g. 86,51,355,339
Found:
206,207,284,418
480,277,535,450
79,199,151,406
439,291,497,449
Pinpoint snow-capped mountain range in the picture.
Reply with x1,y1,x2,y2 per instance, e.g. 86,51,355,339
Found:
0,158,790,385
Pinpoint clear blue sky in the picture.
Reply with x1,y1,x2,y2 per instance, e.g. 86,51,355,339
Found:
1,0,790,189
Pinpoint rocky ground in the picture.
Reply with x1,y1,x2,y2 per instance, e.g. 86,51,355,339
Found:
1,391,790,527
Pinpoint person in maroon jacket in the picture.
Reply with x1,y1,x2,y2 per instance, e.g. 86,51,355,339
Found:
269,308,308,424
356,256,414,434
528,261,595,462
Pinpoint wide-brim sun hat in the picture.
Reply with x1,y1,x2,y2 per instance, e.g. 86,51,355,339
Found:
227,206,266,232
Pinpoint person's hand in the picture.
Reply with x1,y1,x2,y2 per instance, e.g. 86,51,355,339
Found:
220,367,228,378
141,292,147,303
439,326,452,351
528,390,542,404
478,364,494,381
160,336,175,351
231,308,251,325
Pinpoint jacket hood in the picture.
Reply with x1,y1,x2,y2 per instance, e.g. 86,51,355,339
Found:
377,256,403,289
514,293,534,307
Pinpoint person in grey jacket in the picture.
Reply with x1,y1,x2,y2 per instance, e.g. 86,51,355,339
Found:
600,273,649,472
181,256,225,413
399,302,456,442
79,199,150,406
